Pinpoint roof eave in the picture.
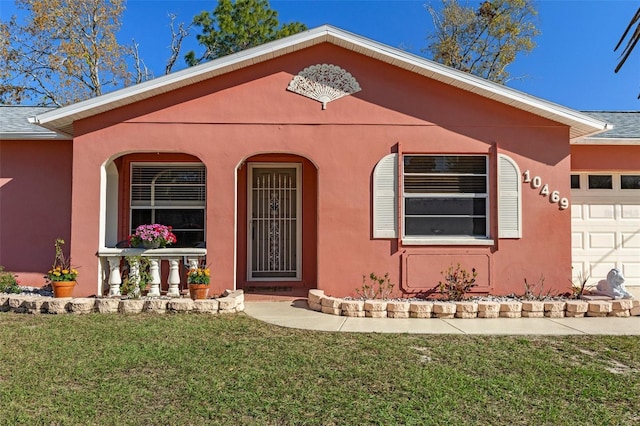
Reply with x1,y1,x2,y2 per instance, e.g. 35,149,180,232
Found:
0,131,72,140
32,24,609,140
572,137,640,146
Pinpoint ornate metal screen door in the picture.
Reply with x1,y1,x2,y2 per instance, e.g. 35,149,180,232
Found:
248,164,301,280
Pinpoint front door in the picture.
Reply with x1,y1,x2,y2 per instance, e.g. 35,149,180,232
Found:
248,164,301,280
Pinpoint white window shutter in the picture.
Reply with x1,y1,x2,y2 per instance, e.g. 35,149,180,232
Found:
373,153,398,238
498,154,522,238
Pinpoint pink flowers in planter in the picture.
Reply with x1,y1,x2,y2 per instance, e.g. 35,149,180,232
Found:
128,224,177,248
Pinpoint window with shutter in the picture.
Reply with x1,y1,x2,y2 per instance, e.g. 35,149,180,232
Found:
130,163,206,247
497,154,522,238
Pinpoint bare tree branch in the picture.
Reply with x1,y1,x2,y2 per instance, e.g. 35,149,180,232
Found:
165,13,191,75
131,39,152,84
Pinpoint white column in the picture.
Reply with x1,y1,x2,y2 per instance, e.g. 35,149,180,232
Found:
147,257,161,296
107,257,122,296
167,257,181,297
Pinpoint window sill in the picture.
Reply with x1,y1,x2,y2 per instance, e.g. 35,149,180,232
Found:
402,238,495,246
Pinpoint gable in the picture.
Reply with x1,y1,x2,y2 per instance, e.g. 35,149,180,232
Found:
71,43,573,141
31,25,608,140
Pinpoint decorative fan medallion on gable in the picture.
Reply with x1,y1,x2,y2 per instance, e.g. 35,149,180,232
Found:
287,64,361,109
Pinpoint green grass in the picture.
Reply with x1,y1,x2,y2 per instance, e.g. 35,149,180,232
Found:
0,313,639,425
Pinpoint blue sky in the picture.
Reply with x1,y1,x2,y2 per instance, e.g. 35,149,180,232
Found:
2,0,639,111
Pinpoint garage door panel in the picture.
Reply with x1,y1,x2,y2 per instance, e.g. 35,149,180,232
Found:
572,261,587,277
621,232,640,249
622,263,640,281
622,205,640,219
587,204,615,219
571,232,584,249
589,262,618,279
588,232,616,249
571,204,583,219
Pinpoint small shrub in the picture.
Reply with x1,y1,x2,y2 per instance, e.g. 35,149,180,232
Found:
121,256,151,298
0,266,21,294
522,275,555,300
356,272,395,299
571,270,592,299
438,263,477,301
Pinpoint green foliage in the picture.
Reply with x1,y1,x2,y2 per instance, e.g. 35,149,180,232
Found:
47,238,78,282
0,266,21,294
438,263,477,300
185,0,307,66
121,256,151,298
356,272,395,299
187,266,211,285
424,0,540,83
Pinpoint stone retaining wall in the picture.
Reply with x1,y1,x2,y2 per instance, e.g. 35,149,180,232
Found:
308,290,640,319
0,290,244,315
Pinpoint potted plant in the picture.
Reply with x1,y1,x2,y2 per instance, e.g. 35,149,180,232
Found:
128,224,177,249
187,265,210,300
47,238,78,298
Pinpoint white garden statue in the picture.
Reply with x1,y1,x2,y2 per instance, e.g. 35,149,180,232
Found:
595,268,633,299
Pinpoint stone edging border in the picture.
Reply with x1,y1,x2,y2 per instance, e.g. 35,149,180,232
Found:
0,290,244,315
308,290,640,319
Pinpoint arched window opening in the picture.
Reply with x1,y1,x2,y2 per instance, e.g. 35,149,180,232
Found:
130,163,206,247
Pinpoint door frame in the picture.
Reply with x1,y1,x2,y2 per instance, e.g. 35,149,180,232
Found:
247,162,302,281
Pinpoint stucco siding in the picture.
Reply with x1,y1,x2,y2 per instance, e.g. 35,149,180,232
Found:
571,145,640,171
0,140,72,286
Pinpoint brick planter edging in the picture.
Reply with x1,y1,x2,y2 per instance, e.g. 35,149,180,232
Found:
308,290,640,319
0,289,244,315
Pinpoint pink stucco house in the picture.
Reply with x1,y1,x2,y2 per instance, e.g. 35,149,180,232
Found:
1,26,638,298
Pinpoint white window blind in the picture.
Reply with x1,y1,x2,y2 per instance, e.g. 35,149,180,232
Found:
131,165,206,207
130,163,206,247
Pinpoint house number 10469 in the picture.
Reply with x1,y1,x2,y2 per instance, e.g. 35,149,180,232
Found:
523,170,569,210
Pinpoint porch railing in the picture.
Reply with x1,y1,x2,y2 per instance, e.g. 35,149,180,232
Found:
98,248,207,297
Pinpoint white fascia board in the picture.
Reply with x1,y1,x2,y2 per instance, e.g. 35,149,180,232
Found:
31,24,608,139
572,137,640,145
0,131,71,140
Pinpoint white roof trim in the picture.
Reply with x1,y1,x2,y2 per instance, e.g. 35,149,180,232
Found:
0,131,71,140
32,25,609,140
572,137,640,146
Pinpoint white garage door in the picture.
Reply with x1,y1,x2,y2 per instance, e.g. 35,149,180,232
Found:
571,173,640,286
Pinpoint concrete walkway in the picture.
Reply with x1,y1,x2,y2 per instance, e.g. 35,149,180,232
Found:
244,299,640,335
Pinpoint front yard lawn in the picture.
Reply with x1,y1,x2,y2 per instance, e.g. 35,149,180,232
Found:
0,313,639,425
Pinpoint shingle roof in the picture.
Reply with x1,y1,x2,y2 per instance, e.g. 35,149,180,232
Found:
582,111,640,139
0,106,70,139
